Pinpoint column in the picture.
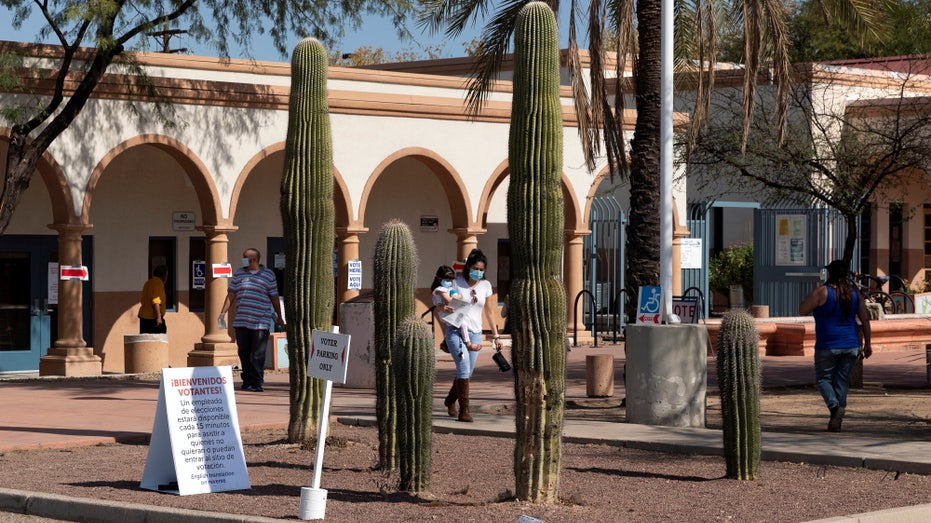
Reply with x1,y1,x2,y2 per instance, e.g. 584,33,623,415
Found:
672,222,690,297
564,229,591,342
450,228,480,262
187,225,240,367
336,226,367,305
39,223,102,376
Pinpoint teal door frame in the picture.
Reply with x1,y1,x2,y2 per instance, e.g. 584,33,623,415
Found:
0,235,93,373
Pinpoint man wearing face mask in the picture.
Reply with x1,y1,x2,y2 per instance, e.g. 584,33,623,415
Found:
219,248,285,392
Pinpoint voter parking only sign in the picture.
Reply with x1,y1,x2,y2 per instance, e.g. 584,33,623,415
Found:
309,329,351,383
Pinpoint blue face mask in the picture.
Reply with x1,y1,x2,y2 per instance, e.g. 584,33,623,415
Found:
469,269,484,281
441,280,453,288
241,257,251,267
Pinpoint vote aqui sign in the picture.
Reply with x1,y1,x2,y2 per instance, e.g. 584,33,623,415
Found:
308,329,351,383
141,366,250,495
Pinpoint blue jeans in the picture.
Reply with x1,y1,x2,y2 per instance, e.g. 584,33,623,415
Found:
814,347,860,411
445,325,481,379
235,327,269,387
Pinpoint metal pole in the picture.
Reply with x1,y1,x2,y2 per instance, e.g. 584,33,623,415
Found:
660,0,674,319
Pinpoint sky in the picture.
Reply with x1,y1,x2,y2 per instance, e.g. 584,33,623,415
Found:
2,4,575,63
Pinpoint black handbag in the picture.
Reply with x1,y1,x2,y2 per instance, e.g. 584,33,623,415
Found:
492,350,511,372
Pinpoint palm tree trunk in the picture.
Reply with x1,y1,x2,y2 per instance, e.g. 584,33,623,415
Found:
626,0,663,318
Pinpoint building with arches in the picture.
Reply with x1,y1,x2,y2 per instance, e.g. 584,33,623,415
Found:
0,42,693,375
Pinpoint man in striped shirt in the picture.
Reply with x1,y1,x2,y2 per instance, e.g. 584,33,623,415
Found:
220,248,285,392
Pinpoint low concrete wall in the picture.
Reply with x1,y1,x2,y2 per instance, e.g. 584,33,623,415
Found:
705,314,931,356
625,324,707,428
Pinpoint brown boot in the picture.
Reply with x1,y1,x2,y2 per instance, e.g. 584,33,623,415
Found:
456,378,473,422
444,381,458,417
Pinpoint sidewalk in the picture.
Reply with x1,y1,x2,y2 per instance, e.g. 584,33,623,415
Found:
2,343,931,522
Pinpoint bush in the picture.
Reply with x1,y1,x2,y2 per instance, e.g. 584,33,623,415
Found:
709,242,754,303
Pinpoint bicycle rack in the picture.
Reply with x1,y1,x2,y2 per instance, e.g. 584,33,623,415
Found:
572,289,598,348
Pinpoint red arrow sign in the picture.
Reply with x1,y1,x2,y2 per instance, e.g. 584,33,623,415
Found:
212,263,233,278
638,314,659,324
60,265,89,281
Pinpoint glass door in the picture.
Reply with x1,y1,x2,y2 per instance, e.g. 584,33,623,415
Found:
0,236,55,373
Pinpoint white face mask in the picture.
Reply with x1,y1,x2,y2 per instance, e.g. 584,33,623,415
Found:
241,257,251,267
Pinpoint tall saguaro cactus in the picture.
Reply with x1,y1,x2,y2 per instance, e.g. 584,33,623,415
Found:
280,37,333,444
716,309,762,480
373,219,418,470
392,315,435,493
508,2,568,503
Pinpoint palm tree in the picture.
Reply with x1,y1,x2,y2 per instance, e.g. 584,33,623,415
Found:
418,0,889,313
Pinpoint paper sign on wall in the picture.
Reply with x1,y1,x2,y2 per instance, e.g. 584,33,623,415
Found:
141,366,250,495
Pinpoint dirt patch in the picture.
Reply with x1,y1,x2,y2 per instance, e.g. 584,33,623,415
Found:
2,421,930,523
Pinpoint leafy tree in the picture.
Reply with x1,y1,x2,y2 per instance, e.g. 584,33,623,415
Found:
0,0,416,234
329,43,446,66
787,0,931,62
688,66,931,264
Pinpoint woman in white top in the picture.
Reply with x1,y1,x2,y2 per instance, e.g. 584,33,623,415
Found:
439,249,503,422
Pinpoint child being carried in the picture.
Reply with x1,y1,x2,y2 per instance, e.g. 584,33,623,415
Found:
431,265,480,351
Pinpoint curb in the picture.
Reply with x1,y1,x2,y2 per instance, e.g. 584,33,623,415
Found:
0,488,286,523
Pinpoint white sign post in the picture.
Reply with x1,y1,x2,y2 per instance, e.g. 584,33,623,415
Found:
141,366,250,495
299,327,351,520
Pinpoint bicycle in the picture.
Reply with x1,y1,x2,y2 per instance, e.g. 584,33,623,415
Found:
850,272,897,315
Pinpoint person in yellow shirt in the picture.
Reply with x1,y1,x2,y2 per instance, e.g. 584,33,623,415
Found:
139,265,168,334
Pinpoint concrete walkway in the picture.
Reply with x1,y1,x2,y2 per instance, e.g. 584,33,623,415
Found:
2,343,931,522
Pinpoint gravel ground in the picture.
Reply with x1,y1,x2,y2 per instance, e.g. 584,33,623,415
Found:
2,417,931,523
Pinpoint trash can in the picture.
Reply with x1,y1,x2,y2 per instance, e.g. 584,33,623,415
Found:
124,333,169,373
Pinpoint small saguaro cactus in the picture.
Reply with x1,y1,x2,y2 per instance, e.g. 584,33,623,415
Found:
508,1,568,503
373,219,418,471
392,315,435,493
716,309,762,480
280,37,334,444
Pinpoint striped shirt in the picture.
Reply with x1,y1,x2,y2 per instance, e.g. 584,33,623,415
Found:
229,266,279,330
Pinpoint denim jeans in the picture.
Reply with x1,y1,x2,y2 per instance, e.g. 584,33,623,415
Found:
814,347,860,411
235,327,269,387
445,325,481,379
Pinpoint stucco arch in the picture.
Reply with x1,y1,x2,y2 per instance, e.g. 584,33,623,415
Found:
0,128,75,225
479,159,584,231
83,134,221,225
358,147,471,228
229,142,352,228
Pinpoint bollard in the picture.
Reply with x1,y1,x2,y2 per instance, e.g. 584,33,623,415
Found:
750,305,769,318
585,354,614,398
123,334,169,373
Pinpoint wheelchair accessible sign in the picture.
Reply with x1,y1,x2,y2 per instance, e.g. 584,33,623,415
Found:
636,286,662,324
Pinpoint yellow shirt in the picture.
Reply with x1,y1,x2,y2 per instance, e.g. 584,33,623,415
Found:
138,276,167,320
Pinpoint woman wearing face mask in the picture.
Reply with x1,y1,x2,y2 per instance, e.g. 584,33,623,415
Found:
441,248,503,422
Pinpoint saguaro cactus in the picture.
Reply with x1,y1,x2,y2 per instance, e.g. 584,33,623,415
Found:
373,219,418,470
392,315,435,493
508,2,568,503
716,309,762,480
280,37,334,444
